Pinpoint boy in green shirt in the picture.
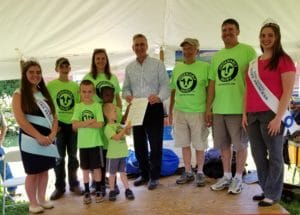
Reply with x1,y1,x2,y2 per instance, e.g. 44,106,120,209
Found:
72,80,104,204
103,103,134,201
47,57,82,200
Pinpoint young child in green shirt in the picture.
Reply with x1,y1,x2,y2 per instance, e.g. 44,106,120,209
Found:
103,103,134,201
71,80,104,204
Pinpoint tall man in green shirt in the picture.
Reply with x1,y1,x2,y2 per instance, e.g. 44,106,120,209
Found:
206,19,256,194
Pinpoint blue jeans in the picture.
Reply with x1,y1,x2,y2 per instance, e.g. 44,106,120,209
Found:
247,111,284,201
0,147,17,193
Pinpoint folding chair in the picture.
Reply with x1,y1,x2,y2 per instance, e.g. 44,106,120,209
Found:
1,150,26,215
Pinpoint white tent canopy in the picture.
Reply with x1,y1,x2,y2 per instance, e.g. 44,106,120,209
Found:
1,0,300,80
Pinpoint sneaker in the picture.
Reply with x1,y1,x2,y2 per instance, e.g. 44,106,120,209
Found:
70,186,84,196
125,189,135,200
83,192,92,204
228,177,243,194
195,173,206,187
95,191,104,203
108,190,117,201
176,172,194,184
210,176,231,191
50,189,65,200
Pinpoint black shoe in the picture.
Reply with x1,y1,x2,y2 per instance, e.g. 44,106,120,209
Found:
258,199,274,207
133,176,148,187
109,190,117,201
115,184,120,195
100,184,106,197
70,186,84,196
125,189,135,200
148,179,158,190
50,189,65,200
252,193,265,201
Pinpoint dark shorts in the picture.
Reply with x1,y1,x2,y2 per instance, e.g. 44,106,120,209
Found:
106,157,126,175
79,146,103,170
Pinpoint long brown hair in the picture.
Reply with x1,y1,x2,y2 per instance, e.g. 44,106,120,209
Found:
20,60,55,115
260,23,292,70
90,48,112,80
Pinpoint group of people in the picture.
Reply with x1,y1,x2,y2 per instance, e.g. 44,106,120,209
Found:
2,17,295,214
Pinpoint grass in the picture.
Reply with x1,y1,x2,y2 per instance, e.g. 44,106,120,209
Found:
0,191,28,215
280,200,300,215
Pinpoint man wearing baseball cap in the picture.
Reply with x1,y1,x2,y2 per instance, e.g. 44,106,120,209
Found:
47,57,83,200
169,38,209,187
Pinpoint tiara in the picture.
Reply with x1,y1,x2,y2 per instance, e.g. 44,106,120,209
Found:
262,18,279,28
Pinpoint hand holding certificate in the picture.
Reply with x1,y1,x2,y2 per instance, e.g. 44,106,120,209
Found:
126,98,148,126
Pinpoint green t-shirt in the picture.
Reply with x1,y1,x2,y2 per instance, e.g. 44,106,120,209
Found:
47,79,79,124
83,73,121,103
72,102,104,148
209,43,256,114
104,123,128,159
101,106,123,150
170,61,209,112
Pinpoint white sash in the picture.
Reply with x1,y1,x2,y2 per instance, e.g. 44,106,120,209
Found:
21,93,59,158
248,59,299,134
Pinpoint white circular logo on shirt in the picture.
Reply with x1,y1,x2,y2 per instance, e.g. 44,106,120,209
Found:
56,90,75,111
217,58,238,82
177,72,197,93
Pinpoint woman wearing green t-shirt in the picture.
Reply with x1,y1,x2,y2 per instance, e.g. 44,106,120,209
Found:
83,49,122,109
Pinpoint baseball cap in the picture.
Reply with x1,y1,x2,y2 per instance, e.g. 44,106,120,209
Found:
180,38,199,49
55,57,70,68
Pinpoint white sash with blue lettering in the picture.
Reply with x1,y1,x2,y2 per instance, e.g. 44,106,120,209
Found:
20,92,59,158
248,59,299,134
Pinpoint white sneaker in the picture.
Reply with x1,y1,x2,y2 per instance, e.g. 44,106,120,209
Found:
228,177,243,194
210,176,231,191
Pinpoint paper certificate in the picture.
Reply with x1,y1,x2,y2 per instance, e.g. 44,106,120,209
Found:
127,98,148,126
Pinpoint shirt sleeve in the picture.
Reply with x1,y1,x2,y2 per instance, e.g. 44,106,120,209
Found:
157,61,170,101
122,65,132,98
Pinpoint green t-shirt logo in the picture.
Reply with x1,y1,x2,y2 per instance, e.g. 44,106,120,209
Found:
217,58,238,82
82,110,95,121
96,81,115,98
176,72,197,93
56,90,75,111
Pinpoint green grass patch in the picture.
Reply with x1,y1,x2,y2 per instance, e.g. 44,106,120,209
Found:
0,191,28,215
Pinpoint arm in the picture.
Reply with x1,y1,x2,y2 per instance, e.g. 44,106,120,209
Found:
121,103,131,125
0,113,7,146
12,92,52,146
268,72,296,136
111,123,132,141
115,93,122,110
72,119,102,130
48,115,58,141
168,89,175,125
205,80,215,126
122,67,133,103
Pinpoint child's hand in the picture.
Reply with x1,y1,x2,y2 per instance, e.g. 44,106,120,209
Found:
125,120,132,129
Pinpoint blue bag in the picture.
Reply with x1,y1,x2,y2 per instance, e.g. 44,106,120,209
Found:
126,148,179,176
126,149,140,174
161,148,179,176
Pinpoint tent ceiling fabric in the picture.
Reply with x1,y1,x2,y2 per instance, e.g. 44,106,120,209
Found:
0,0,300,80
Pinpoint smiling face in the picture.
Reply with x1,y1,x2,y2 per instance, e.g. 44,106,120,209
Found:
26,65,42,86
260,27,276,51
94,52,107,72
221,23,239,48
182,43,198,64
80,84,94,103
132,35,148,61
